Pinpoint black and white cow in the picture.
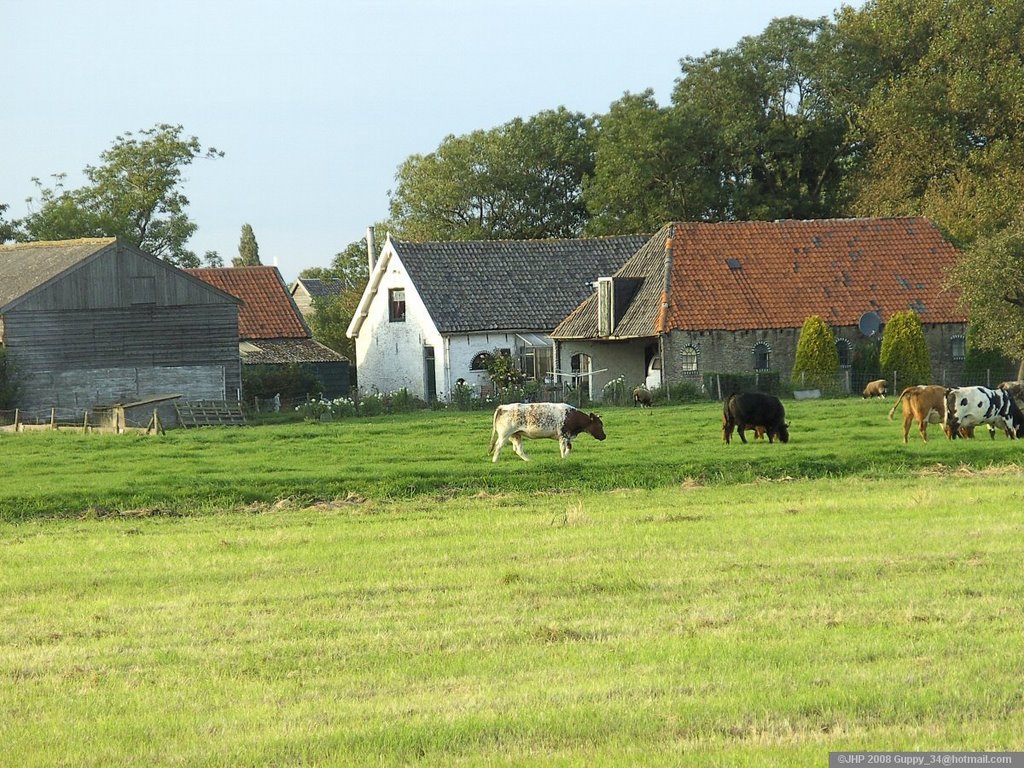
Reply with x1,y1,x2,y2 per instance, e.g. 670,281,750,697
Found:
943,385,1024,440
489,403,606,462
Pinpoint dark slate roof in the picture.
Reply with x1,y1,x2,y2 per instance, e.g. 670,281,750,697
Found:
554,218,965,338
186,266,311,340
294,277,343,298
0,237,116,310
241,338,347,365
553,226,671,339
393,235,648,333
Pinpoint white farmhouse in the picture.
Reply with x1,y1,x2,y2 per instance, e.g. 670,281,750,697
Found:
346,234,645,402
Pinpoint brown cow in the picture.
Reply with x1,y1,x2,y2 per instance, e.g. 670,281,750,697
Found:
887,385,949,443
862,379,888,398
632,386,652,408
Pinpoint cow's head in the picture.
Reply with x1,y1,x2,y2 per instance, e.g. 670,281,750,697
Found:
586,412,606,441
943,388,961,439
774,421,790,444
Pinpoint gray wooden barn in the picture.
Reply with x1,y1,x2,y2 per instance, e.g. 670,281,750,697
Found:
0,237,242,424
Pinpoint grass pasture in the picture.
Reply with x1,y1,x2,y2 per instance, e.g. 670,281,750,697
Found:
1,397,1023,766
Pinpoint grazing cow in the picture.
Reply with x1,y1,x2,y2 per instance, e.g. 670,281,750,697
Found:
489,403,606,462
633,386,652,408
862,379,888,399
943,385,1024,440
722,392,789,444
887,385,948,443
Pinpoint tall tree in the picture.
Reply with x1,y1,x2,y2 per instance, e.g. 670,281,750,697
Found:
584,90,726,235
837,0,1024,244
299,233,377,370
389,108,595,240
0,202,16,243
951,223,1024,377
671,16,853,221
20,123,222,266
233,223,261,266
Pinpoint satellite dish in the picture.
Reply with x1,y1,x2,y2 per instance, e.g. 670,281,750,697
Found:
858,311,882,337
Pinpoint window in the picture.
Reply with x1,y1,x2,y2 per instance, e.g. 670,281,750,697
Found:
836,339,852,369
951,335,965,361
470,352,493,371
753,342,771,371
520,344,553,381
680,345,698,373
388,288,406,322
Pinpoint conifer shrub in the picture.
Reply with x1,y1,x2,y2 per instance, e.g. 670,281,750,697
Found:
791,315,839,392
879,310,932,386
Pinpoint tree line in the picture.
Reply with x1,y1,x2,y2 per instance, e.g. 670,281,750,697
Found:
2,0,1022,368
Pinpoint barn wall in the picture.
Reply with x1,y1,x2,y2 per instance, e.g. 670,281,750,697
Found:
663,322,969,391
4,302,241,413
553,321,969,400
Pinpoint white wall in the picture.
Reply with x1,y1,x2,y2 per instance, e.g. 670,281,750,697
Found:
443,332,524,398
352,249,442,399
556,341,648,400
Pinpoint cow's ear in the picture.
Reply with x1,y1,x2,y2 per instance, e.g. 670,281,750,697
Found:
589,412,600,420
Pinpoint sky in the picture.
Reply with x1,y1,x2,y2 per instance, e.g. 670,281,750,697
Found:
3,0,862,283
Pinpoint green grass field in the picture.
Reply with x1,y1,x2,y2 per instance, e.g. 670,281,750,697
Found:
1,398,1022,766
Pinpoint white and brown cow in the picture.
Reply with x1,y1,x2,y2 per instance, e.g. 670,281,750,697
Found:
944,385,1024,440
489,403,606,462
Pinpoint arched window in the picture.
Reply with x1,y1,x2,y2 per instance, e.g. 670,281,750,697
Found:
950,335,966,361
470,352,493,371
836,339,852,369
680,345,699,373
753,342,771,371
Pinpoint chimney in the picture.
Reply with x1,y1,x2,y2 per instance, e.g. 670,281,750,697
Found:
366,226,377,273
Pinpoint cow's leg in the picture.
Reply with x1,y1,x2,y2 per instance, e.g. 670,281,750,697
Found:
737,424,748,444
491,431,509,462
511,434,530,461
919,418,929,442
901,412,912,443
559,437,572,458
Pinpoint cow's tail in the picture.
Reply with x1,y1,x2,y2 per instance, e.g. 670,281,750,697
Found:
888,388,911,421
488,409,499,456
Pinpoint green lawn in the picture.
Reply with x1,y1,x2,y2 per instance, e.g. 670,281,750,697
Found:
1,399,1022,766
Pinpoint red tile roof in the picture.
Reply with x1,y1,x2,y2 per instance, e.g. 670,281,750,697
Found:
185,266,311,340
660,217,965,332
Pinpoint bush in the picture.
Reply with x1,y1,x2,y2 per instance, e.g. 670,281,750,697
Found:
243,364,322,402
879,310,931,386
649,380,704,404
792,315,839,391
601,376,630,405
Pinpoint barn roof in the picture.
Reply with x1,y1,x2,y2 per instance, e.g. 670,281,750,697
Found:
0,237,117,310
185,266,311,340
293,277,343,298
553,217,966,339
391,234,648,334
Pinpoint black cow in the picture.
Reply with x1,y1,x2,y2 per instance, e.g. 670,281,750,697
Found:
722,392,790,444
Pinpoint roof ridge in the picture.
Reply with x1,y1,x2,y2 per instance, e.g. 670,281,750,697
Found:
0,236,117,251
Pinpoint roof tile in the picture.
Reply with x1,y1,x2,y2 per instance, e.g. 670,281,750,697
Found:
185,266,310,340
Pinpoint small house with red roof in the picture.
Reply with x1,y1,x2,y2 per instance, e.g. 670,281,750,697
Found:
185,266,349,399
552,218,968,397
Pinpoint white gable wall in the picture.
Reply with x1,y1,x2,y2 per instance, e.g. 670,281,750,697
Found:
352,249,443,399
